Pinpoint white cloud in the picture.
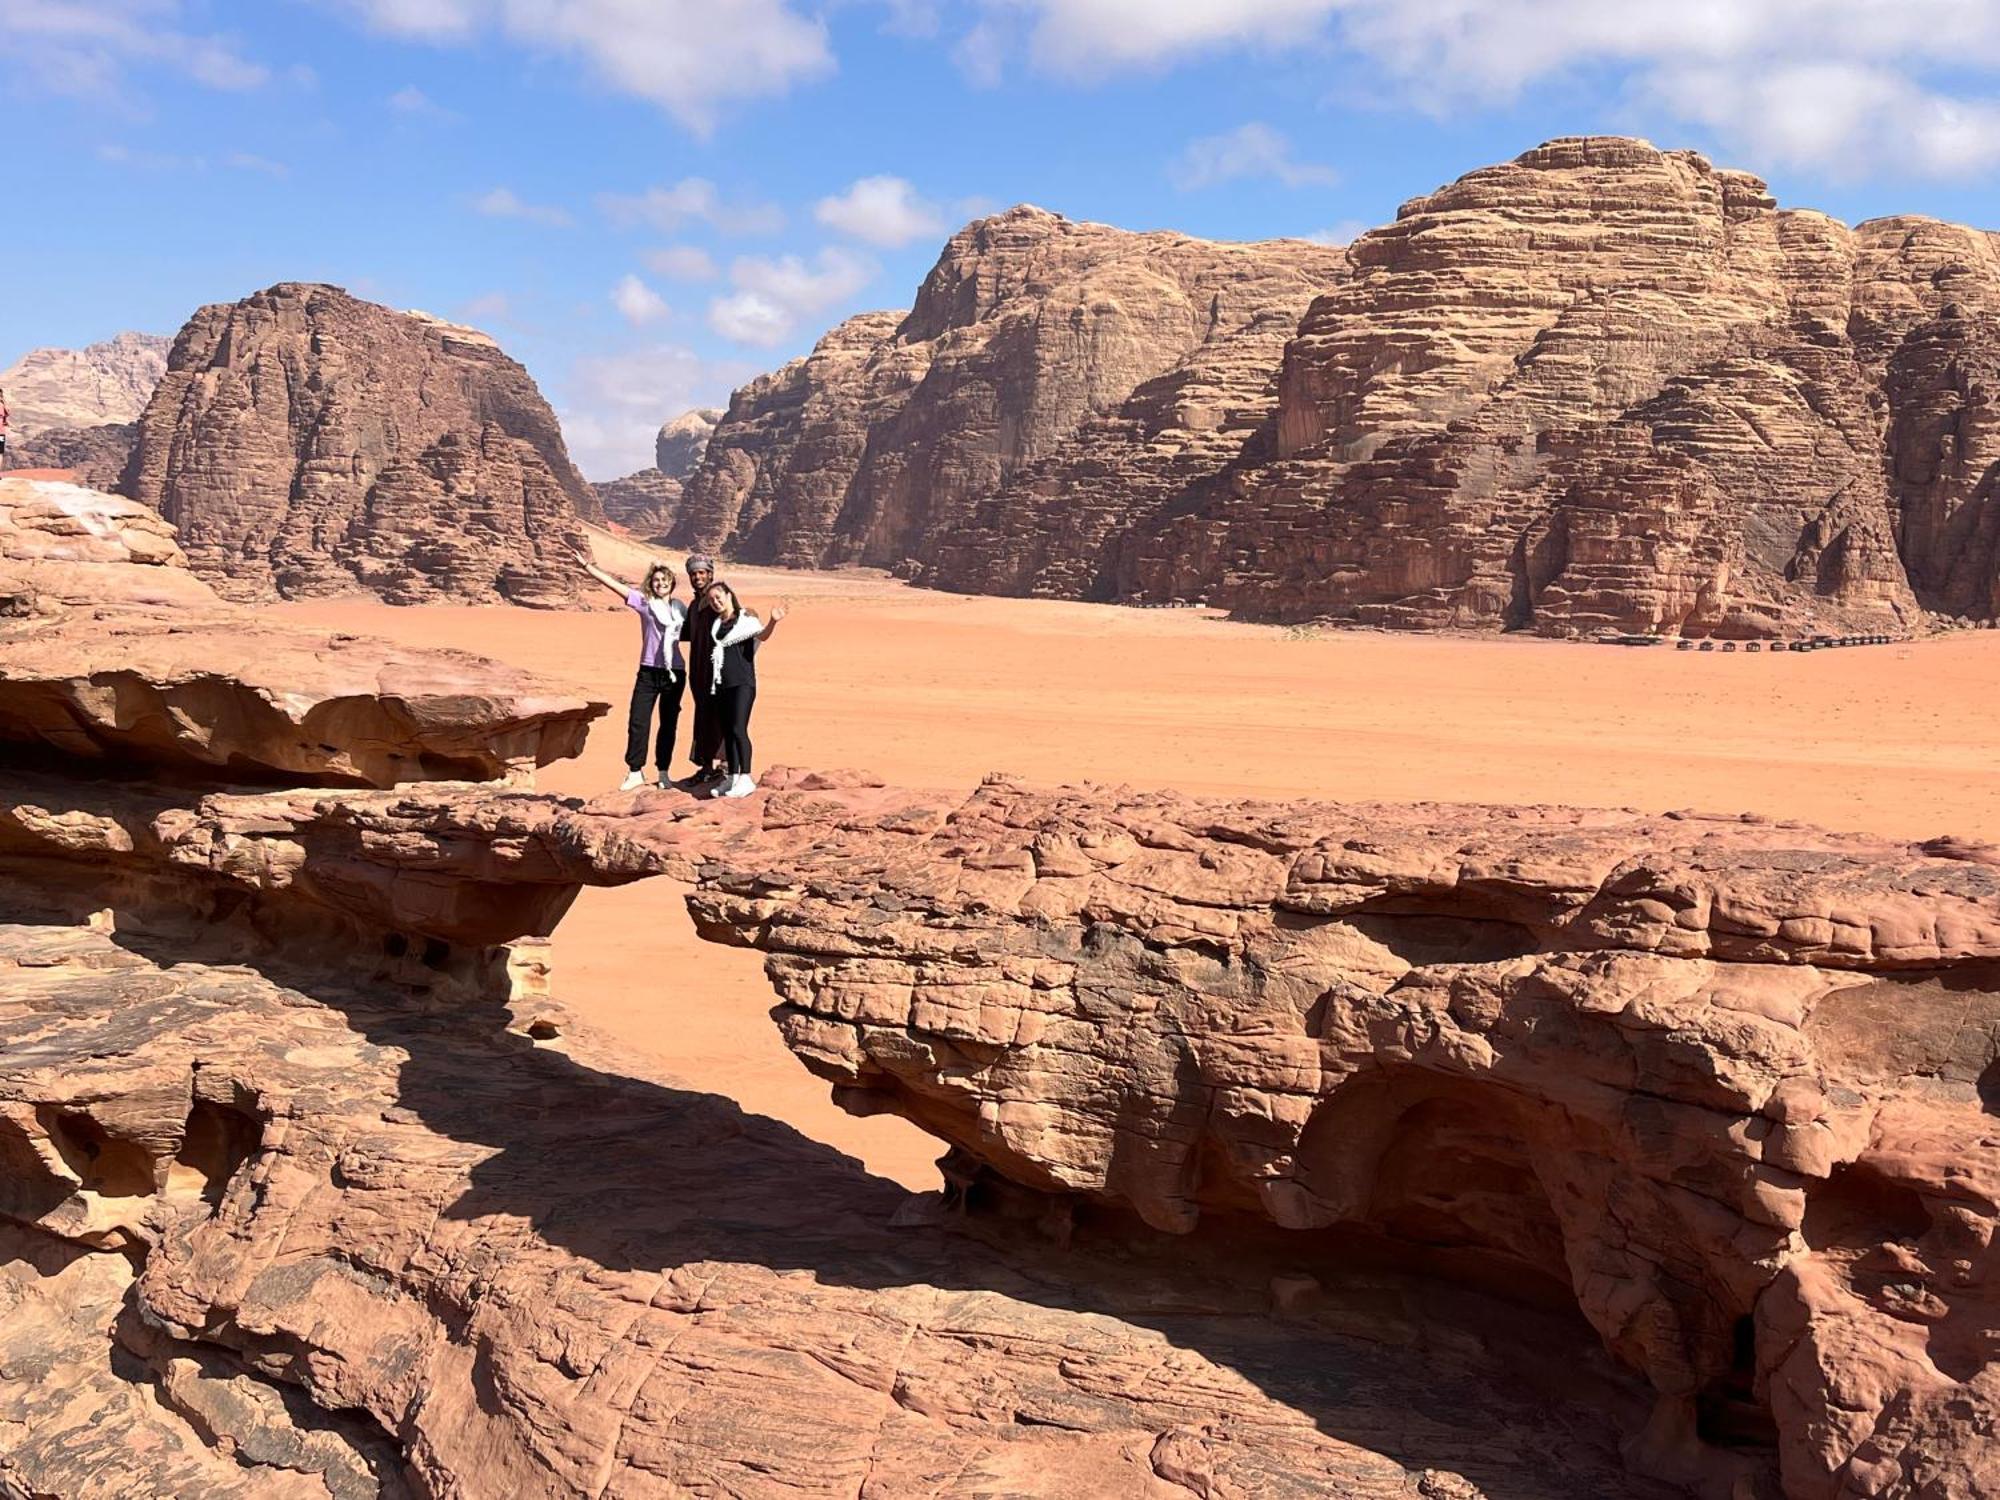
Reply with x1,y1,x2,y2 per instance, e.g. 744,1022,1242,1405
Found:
1299,218,1370,246
557,344,757,480
1007,0,1335,77
1641,58,2000,178
643,245,720,281
953,18,1008,87
226,151,289,177
331,0,832,131
0,0,268,95
881,0,942,35
707,292,794,346
706,247,878,346
962,0,2000,178
474,186,572,227
1169,123,1338,190
815,175,948,247
387,83,458,118
96,142,206,171
612,274,671,326
599,178,785,236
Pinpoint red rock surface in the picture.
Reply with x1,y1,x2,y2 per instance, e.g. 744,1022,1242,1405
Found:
672,209,1346,569
577,774,2000,1500
0,479,605,785
6,484,1997,1498
125,284,597,607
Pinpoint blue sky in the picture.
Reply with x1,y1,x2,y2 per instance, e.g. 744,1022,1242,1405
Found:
7,1,2000,477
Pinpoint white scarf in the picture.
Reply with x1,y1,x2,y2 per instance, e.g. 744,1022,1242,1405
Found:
710,610,762,690
645,596,686,673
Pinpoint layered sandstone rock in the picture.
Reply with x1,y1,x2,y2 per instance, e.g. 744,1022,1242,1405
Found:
672,209,1346,568
125,285,597,606
0,502,1658,1500
591,464,682,538
590,408,724,538
695,140,2000,636
7,420,138,491
913,303,1312,598
0,478,604,784
656,406,722,478
624,776,2000,1500
15,741,1994,1497
7,474,1995,1500
1123,139,1966,636
0,331,168,440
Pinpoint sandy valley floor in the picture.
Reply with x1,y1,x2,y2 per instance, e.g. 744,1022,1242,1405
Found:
276,552,2000,1188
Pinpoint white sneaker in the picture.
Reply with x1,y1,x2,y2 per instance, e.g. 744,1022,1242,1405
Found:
722,773,756,798
618,771,645,792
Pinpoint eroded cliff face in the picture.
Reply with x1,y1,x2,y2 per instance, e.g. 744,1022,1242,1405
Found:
589,409,725,540
1122,140,1972,636
692,139,2000,637
632,777,2000,1499
671,209,1347,570
6,478,1996,1498
0,331,169,441
124,285,597,607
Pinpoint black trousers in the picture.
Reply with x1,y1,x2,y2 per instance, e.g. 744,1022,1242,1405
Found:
688,685,721,770
624,666,683,772
714,683,756,775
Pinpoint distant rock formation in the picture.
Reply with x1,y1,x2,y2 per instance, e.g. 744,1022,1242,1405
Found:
670,208,1347,568
1121,137,1950,637
656,406,721,479
684,140,2000,637
589,407,724,540
125,284,597,606
591,465,683,539
0,331,168,440
7,421,137,491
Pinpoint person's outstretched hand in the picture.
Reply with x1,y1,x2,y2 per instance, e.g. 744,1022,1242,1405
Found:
566,544,592,570
770,601,791,622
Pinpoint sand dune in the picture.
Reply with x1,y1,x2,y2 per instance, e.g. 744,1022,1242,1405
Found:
274,558,2000,1188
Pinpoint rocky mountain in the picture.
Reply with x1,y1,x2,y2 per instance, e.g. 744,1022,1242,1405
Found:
590,465,682,539
590,407,725,540
686,140,2000,637
670,207,1348,568
5,479,1996,1496
124,284,596,606
0,331,168,440
8,420,137,490
656,406,721,478
1117,136,1972,637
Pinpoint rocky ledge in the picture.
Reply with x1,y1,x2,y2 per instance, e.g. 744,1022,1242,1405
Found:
2,479,1993,1499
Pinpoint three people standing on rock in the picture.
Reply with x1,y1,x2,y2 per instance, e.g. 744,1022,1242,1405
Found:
571,546,785,798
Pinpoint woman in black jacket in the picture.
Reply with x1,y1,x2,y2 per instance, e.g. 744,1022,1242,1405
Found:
701,581,786,798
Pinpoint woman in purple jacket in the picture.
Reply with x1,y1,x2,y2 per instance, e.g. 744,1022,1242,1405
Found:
571,548,688,792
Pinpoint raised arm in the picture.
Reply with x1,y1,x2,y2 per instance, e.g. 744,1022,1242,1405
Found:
566,545,632,598
758,602,789,641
